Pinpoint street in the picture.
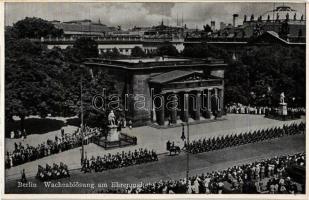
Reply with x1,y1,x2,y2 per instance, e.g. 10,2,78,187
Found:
5,134,305,193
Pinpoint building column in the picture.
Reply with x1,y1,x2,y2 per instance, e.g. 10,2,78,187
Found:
170,93,178,124
182,92,189,122
152,99,157,122
207,89,212,111
157,95,165,126
214,88,220,111
220,88,224,112
194,91,201,120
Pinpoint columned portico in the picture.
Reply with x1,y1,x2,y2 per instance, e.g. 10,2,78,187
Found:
207,89,212,112
157,97,165,126
150,70,224,126
219,88,224,112
85,57,226,127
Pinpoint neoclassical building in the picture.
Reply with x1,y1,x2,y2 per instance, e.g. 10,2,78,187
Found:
85,57,227,126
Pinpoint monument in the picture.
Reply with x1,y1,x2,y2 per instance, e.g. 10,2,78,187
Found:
279,92,287,116
107,110,120,142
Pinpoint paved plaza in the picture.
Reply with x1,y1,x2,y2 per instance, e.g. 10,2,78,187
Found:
6,134,305,193
5,114,305,181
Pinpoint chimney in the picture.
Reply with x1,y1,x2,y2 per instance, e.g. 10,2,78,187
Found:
233,14,239,27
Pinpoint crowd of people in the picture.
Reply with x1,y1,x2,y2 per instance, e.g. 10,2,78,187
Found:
186,122,305,154
225,103,305,116
9,129,27,139
36,162,70,181
81,148,158,173
226,104,271,115
5,126,101,168
265,108,305,119
104,152,305,194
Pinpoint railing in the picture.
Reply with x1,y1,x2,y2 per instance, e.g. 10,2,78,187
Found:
93,133,137,149
120,133,137,145
32,36,185,43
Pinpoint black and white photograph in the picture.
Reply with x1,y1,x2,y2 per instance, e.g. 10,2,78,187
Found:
2,1,307,197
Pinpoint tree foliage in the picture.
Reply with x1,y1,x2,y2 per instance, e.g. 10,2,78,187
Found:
131,46,146,57
99,47,121,59
182,43,231,63
240,45,305,106
182,43,305,107
12,17,63,39
5,18,118,131
73,37,98,59
157,43,179,56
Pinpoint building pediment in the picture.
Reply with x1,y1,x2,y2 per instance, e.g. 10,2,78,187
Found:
149,70,208,85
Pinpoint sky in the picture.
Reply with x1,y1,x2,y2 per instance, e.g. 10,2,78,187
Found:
5,2,305,29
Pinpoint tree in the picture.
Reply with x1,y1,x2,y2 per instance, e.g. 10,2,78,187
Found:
224,61,250,105
182,43,231,63
5,18,121,132
73,37,98,60
157,43,179,56
240,45,305,107
12,17,63,39
131,46,146,57
5,42,67,129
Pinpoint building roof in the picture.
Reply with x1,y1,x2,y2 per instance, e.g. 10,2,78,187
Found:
251,31,305,45
149,70,195,84
53,20,112,34
115,57,189,64
262,5,304,21
84,57,227,71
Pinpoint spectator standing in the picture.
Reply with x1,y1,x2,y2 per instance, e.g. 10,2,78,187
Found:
21,169,27,183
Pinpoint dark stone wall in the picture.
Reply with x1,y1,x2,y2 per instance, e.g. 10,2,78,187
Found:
130,73,152,126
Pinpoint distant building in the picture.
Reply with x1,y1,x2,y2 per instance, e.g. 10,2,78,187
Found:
129,26,152,36
220,22,227,30
143,20,184,39
212,5,305,42
50,19,115,38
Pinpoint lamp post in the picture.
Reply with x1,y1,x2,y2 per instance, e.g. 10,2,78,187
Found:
181,123,190,191
80,74,85,164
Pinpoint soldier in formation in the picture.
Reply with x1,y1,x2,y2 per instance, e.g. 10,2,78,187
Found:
81,148,158,173
36,162,70,181
186,122,305,154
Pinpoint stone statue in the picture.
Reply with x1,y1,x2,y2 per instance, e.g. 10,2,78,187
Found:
280,92,285,104
108,110,116,125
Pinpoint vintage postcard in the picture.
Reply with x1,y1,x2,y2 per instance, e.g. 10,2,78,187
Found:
1,1,307,199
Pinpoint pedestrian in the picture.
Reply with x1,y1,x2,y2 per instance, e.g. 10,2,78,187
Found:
21,169,27,183
10,131,15,139
18,130,22,138
128,120,133,129
166,140,171,151
61,127,65,138
23,129,27,139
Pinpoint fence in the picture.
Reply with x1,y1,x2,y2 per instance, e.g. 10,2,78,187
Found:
93,133,137,149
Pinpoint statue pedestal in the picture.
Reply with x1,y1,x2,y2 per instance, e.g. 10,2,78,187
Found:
279,103,287,116
107,125,120,142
